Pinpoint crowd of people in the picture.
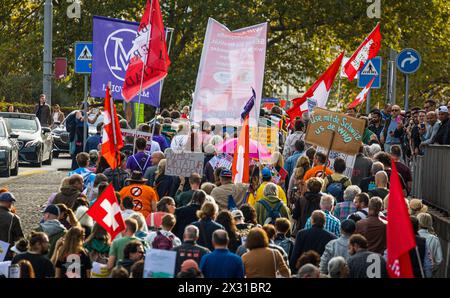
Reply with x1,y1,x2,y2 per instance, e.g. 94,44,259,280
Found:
0,98,448,279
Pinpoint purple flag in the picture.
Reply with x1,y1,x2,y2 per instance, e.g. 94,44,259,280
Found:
91,16,161,106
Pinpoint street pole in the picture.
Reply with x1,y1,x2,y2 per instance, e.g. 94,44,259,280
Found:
366,89,371,114
404,74,410,112
43,0,53,107
389,48,397,105
83,75,88,152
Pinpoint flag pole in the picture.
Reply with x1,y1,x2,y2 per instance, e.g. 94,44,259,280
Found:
150,27,174,146
133,0,154,155
415,246,425,278
108,81,121,191
336,75,342,112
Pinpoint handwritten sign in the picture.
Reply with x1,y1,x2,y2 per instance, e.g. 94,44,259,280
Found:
122,129,158,153
316,147,357,178
143,249,177,278
305,108,365,155
165,148,204,177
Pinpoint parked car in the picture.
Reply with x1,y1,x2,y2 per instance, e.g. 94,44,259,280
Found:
0,113,53,167
0,117,19,177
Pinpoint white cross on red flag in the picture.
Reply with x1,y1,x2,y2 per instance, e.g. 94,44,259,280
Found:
87,184,125,240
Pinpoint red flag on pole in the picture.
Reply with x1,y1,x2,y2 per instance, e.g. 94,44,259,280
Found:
122,0,170,102
387,159,416,278
287,52,344,125
348,77,375,109
102,84,124,169
344,23,382,81
87,184,125,240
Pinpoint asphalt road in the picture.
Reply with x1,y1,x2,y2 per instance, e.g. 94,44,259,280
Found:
0,155,72,236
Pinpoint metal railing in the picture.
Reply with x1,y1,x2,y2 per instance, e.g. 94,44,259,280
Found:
411,145,450,214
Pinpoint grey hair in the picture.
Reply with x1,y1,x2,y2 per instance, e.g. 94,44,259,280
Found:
371,162,385,175
343,185,361,202
263,182,279,197
328,256,347,278
297,264,320,278
369,144,382,158
129,213,145,231
184,225,199,240
320,194,335,211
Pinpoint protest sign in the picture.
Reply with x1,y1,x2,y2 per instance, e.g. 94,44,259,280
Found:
91,262,110,278
250,127,279,154
209,153,233,170
305,107,365,155
0,261,11,278
144,249,177,278
121,129,158,153
91,16,161,106
191,18,267,126
0,240,9,262
165,148,204,177
317,147,357,178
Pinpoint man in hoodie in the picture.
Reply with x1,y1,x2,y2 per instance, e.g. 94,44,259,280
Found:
254,183,291,226
210,169,249,211
53,174,84,210
35,204,67,258
254,167,287,206
319,219,356,274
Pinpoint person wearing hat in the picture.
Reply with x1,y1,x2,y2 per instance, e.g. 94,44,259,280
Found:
0,192,24,261
409,198,428,216
177,259,204,278
319,219,356,274
431,106,450,145
119,171,159,219
253,167,288,207
34,204,67,258
209,168,249,211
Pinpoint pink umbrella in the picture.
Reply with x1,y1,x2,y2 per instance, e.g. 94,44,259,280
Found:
216,138,272,159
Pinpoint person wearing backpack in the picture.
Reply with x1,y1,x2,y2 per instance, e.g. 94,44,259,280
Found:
347,192,369,222
146,214,181,250
274,218,295,261
255,183,291,226
321,158,351,203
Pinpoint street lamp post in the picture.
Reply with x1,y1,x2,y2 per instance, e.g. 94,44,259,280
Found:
43,0,53,107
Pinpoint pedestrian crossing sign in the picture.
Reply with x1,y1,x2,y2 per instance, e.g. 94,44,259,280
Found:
75,41,93,74
357,56,381,89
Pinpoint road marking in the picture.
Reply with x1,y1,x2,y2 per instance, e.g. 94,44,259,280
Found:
19,169,49,177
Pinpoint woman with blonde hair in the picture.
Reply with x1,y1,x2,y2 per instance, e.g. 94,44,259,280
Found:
191,202,224,251
287,156,311,199
270,151,284,173
53,226,92,278
417,213,443,276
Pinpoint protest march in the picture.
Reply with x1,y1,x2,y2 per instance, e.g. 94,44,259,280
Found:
1,0,450,288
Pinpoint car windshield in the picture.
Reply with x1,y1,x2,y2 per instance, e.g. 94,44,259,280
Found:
6,117,38,132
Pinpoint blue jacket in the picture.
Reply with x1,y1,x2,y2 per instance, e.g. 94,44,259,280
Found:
284,151,302,185
199,249,245,278
85,133,102,152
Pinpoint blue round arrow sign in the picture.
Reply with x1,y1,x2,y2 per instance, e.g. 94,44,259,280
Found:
396,48,421,74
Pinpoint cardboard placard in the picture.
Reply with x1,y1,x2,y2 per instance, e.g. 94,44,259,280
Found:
305,108,365,155
143,249,177,278
165,148,204,177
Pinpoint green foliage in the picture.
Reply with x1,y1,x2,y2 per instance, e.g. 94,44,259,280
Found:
0,0,448,111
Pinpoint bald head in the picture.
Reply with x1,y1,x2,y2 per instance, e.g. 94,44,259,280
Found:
151,151,165,166
212,229,229,248
375,171,388,188
426,111,437,124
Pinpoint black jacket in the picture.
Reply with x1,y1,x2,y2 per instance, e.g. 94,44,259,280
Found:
154,174,177,198
172,240,210,274
173,204,202,239
432,118,450,145
293,191,321,231
409,236,427,278
192,218,225,251
348,250,388,278
0,207,24,260
290,226,336,272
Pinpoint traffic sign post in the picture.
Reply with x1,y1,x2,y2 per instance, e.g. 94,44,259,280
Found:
396,48,421,112
75,41,93,152
358,56,382,89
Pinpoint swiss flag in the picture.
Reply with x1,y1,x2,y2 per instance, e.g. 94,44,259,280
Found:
344,23,382,81
287,52,344,125
122,0,170,104
87,184,125,240
387,159,416,278
102,84,124,170
348,77,375,109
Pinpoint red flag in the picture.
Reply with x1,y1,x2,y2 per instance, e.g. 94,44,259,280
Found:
122,0,170,103
87,184,125,240
387,159,416,278
287,52,344,125
344,23,382,81
232,116,250,184
102,85,124,169
348,77,375,109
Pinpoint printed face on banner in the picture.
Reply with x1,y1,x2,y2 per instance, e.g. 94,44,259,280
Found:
191,18,267,126
91,16,161,105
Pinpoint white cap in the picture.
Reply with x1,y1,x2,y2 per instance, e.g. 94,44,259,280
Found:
438,106,448,113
